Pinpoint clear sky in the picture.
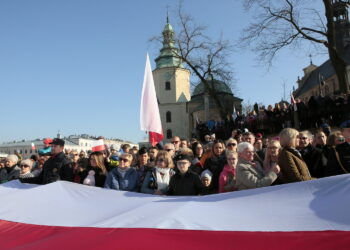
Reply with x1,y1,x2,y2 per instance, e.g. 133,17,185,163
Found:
0,0,328,144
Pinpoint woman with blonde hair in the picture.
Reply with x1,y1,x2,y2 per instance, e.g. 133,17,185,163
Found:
263,140,281,173
278,128,312,183
104,153,139,191
226,138,238,153
140,150,175,195
81,151,107,187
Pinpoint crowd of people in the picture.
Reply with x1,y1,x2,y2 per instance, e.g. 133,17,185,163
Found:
0,119,349,196
195,94,350,140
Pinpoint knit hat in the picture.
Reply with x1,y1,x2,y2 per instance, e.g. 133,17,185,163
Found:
20,159,33,168
6,154,18,164
200,169,213,181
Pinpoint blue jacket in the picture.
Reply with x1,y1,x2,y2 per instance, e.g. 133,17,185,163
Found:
104,167,139,191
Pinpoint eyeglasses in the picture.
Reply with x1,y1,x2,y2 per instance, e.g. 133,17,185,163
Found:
120,158,129,163
172,141,180,144
20,165,30,168
165,149,174,152
227,143,236,147
157,158,165,162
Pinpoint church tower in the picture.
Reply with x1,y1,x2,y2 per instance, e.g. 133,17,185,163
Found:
153,17,191,140
332,0,350,52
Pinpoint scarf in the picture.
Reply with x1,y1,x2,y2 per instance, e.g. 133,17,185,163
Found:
155,167,170,191
117,167,129,178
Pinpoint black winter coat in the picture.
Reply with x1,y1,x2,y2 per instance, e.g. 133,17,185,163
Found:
167,170,203,196
22,152,73,184
325,143,350,176
80,167,106,187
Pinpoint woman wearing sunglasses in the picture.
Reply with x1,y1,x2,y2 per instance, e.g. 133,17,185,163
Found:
104,153,139,191
19,159,34,179
140,150,175,195
225,138,237,153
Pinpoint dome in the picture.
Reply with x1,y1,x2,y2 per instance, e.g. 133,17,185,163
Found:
192,79,233,97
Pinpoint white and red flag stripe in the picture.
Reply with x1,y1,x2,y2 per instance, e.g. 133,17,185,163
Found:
140,53,163,146
0,175,350,249
31,143,35,150
91,139,105,152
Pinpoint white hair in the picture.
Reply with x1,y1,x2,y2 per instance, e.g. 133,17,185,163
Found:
237,142,254,153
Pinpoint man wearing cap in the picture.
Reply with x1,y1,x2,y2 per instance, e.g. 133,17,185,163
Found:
22,138,73,184
0,155,20,183
325,120,350,176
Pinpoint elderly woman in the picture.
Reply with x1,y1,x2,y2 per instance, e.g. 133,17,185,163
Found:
19,159,35,179
235,142,279,190
278,128,312,183
140,150,175,195
0,155,20,183
104,153,139,191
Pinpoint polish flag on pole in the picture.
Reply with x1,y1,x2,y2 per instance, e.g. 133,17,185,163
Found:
91,139,105,152
31,143,36,150
140,53,163,146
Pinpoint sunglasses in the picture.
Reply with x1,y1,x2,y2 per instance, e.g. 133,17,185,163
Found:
20,165,30,168
172,141,180,144
120,158,129,163
227,143,236,147
157,158,165,162
165,149,174,152
337,138,345,142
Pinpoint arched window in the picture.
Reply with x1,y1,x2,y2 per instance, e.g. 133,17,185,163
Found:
165,81,171,90
166,129,172,139
166,111,171,123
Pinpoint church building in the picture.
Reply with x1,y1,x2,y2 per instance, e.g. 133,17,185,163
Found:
294,0,350,101
152,18,242,141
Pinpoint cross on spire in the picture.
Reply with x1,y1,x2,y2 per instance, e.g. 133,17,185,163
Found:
166,5,169,23
309,54,313,65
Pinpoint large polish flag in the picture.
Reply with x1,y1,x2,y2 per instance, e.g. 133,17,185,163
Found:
1,175,350,249
140,53,164,146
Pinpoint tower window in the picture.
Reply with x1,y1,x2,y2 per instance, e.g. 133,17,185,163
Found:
166,111,172,123
165,81,171,90
166,129,173,139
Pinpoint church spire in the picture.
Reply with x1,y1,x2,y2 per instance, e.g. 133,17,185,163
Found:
155,13,183,69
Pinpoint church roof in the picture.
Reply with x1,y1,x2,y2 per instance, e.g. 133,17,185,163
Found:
155,20,184,69
294,45,350,98
192,78,233,97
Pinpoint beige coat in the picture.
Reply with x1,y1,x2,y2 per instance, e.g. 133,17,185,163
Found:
236,159,277,191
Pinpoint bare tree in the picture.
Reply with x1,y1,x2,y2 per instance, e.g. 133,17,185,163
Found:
240,0,350,94
151,4,236,120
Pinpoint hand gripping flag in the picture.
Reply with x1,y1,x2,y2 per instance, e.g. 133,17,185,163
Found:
140,53,163,146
